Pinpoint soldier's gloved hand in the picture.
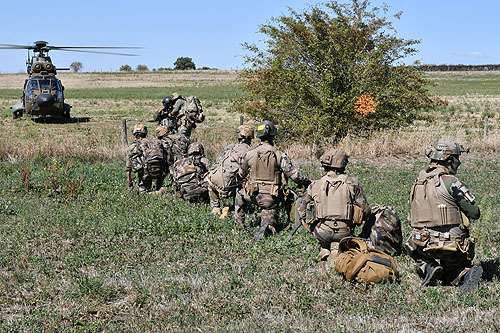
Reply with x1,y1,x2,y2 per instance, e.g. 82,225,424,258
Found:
303,179,312,188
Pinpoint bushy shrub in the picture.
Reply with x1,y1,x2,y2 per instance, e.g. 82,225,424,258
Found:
235,0,441,144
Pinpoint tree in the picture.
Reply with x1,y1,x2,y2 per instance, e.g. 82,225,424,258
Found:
136,64,149,71
120,64,132,72
174,57,196,70
235,0,441,143
70,61,83,73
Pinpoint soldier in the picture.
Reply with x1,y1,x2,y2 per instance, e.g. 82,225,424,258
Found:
166,131,191,163
170,142,210,201
405,139,482,291
235,121,310,241
154,96,176,131
126,124,169,193
298,149,371,262
205,125,254,216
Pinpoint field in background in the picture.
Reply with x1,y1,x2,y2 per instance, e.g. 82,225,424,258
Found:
0,70,499,330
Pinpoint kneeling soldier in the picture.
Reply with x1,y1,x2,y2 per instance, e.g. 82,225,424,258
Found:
406,139,482,291
299,149,371,263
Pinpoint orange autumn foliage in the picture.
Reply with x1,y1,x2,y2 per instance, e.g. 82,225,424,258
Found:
355,93,377,117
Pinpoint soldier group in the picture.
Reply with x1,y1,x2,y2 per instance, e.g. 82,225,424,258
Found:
126,96,483,291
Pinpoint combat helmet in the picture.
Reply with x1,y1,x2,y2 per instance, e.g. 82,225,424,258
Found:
188,142,205,156
133,124,148,136
162,96,174,106
256,121,277,139
425,139,468,161
237,125,254,141
320,148,348,169
155,125,169,138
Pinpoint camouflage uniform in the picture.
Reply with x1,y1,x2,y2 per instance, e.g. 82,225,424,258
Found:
162,133,190,164
235,141,310,240
405,139,481,289
206,142,251,212
170,142,210,201
126,124,169,194
298,150,371,261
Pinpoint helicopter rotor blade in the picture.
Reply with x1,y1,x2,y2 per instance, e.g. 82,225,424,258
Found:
49,46,142,50
0,44,33,49
53,48,139,56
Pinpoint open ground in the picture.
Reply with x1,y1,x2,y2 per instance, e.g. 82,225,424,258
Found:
0,70,499,331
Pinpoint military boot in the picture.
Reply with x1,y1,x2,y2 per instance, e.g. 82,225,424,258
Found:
458,265,483,292
211,207,222,216
421,263,443,287
219,206,230,219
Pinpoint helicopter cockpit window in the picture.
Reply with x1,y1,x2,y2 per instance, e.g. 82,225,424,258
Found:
28,80,39,90
39,79,58,91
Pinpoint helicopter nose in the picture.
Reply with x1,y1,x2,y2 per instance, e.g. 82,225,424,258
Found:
36,94,55,107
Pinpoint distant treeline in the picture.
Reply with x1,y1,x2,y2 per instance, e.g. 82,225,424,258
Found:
417,64,500,71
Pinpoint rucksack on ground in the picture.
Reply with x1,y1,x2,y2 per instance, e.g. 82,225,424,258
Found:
358,205,403,256
335,237,398,285
140,138,166,178
182,96,205,123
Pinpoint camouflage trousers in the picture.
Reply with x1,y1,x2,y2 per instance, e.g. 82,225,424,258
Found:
405,227,475,285
312,220,352,261
138,171,165,194
207,185,235,209
234,189,280,241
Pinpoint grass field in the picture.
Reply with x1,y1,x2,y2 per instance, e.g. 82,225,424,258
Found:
0,70,499,331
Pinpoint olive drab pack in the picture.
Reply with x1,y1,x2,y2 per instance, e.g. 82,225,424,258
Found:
182,96,205,123
171,156,207,199
310,174,354,222
335,237,398,284
140,138,166,178
246,145,282,196
207,143,249,192
359,205,403,256
409,168,463,228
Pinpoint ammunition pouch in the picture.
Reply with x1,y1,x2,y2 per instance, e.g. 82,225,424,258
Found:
411,229,430,248
353,206,364,226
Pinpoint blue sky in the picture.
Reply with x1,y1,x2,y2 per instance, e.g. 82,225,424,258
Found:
0,0,498,73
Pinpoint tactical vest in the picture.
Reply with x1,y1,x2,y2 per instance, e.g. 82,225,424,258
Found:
311,174,354,222
207,143,249,192
246,144,282,196
409,167,463,228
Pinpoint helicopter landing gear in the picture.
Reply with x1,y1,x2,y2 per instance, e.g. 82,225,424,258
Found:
12,110,23,119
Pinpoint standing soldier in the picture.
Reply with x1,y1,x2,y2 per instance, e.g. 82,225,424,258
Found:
126,124,148,190
170,142,210,201
406,139,482,291
298,149,371,263
235,121,310,241
206,125,254,216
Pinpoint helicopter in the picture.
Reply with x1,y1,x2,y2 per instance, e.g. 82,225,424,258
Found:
0,41,139,119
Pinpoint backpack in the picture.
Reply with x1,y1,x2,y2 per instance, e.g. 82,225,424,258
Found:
140,138,166,178
335,237,398,285
182,96,205,123
359,205,403,256
311,174,354,222
207,143,248,192
172,156,207,199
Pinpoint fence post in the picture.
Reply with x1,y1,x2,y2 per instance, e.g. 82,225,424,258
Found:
121,119,128,148
484,116,488,139
239,115,243,126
